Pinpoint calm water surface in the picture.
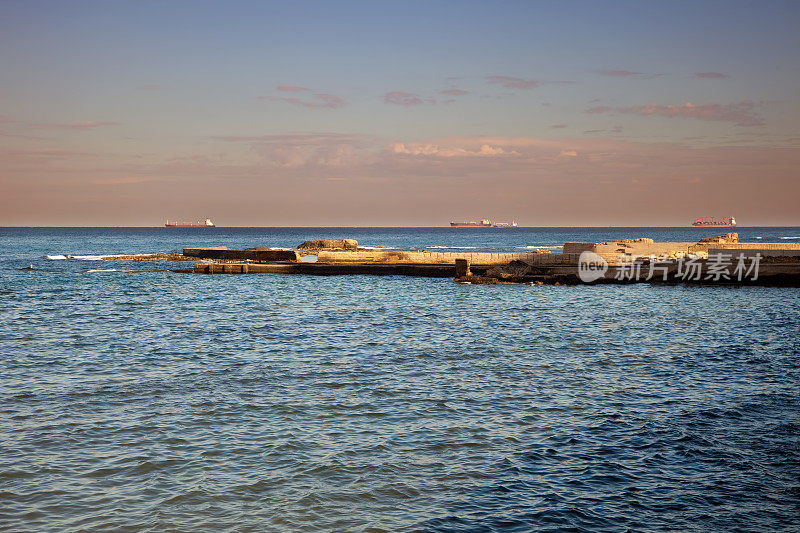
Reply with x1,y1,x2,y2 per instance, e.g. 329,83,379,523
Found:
1,228,799,531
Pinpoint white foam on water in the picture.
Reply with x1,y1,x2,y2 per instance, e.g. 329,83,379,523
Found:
360,246,396,250
84,269,121,273
780,236,800,239
755,237,763,239
46,252,162,261
515,245,563,250
426,245,478,249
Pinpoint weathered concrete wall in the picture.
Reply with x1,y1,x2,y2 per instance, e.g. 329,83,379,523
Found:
566,242,697,255
316,250,550,264
700,243,800,250
187,248,300,262
708,248,800,257
194,261,457,277
564,240,800,257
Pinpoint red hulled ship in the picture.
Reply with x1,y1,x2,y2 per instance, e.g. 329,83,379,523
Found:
691,216,736,228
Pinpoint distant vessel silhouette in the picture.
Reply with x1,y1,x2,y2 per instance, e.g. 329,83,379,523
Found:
450,219,518,228
165,218,216,228
691,216,736,227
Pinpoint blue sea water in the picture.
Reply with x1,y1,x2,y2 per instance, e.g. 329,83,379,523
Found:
1,227,799,532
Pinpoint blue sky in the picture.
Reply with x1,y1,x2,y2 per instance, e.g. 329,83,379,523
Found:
1,1,798,225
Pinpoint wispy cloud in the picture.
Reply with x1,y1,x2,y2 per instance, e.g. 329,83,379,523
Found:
92,176,162,185
216,132,365,145
217,132,374,168
550,124,568,129
694,72,729,79
384,91,427,106
583,125,624,135
0,115,15,124
8,148,95,157
440,89,469,96
587,100,764,126
276,84,310,92
267,93,346,109
486,76,539,89
598,70,642,77
597,70,660,79
392,142,517,157
34,121,120,130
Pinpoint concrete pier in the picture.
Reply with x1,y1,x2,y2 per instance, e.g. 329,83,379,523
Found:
316,250,550,264
185,247,300,262
193,261,470,277
176,233,800,286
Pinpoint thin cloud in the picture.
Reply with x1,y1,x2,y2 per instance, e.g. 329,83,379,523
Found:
92,176,162,185
215,132,375,168
486,76,539,89
598,70,642,77
384,91,426,106
276,84,310,92
582,125,624,135
694,72,729,79
268,93,346,109
34,121,120,130
440,89,469,96
587,101,764,127
550,124,568,129
137,84,160,90
392,142,518,157
9,148,95,157
597,70,660,79
215,132,366,145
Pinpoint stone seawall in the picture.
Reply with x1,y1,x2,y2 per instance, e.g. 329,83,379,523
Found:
316,250,550,264
564,240,800,257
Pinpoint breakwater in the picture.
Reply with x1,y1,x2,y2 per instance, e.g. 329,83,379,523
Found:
181,234,800,286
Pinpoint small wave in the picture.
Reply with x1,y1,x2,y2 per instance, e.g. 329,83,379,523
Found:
84,269,122,273
780,236,800,240
70,255,106,261
426,245,478,249
360,246,396,250
45,255,67,260
515,245,563,250
755,237,762,239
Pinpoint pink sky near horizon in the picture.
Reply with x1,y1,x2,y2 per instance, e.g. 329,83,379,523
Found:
3,132,798,226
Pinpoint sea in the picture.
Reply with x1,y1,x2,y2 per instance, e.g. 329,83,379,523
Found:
1,227,799,532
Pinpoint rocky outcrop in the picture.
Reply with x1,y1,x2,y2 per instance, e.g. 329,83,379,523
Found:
697,233,739,245
296,239,359,251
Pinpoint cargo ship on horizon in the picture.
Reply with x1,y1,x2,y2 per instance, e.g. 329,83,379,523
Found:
450,219,518,228
165,218,216,228
691,216,736,228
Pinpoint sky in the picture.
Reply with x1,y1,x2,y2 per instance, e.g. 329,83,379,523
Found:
1,0,799,226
